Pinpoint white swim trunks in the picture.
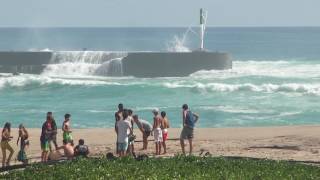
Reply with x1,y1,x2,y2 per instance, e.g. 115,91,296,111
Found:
154,128,163,142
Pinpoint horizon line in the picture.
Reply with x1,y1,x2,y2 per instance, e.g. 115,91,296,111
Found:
0,26,320,28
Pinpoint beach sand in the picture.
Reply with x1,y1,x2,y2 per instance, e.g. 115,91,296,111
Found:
2,126,320,165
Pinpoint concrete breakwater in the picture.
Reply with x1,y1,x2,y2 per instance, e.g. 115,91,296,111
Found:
0,51,232,77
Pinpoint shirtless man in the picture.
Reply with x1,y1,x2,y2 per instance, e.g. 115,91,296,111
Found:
152,108,162,155
161,111,170,154
62,114,73,145
57,140,74,160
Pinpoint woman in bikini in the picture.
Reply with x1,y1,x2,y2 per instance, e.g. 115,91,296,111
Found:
1,122,14,167
17,124,29,164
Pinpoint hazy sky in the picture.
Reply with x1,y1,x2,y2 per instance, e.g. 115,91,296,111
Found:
0,0,319,27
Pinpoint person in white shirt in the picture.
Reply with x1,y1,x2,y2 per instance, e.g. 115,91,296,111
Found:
115,109,133,157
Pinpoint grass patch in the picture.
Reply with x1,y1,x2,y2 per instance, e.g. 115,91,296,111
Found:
2,156,320,179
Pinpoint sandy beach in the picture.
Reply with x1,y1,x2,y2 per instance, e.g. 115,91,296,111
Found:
2,125,320,165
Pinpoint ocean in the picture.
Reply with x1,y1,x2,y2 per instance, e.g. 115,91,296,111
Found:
0,27,320,128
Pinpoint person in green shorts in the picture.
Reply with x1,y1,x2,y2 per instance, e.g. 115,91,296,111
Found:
62,114,73,145
40,116,52,162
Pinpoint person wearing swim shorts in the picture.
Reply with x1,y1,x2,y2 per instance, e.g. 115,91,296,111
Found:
161,111,170,154
1,122,14,167
40,118,51,162
62,113,73,145
180,104,199,155
152,108,163,155
116,110,132,157
133,115,153,150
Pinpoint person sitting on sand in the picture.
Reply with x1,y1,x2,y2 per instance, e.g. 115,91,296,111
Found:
40,117,52,162
133,115,153,150
161,111,170,154
57,140,74,160
180,104,199,155
152,108,163,155
74,139,89,158
16,124,29,164
1,122,14,167
116,109,133,157
62,113,73,145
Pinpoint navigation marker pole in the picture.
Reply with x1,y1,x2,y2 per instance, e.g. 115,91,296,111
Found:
200,8,207,50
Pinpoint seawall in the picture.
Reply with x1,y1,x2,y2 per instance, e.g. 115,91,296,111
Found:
122,51,232,77
0,51,232,77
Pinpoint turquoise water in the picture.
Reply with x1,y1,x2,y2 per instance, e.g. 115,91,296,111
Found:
1,27,320,128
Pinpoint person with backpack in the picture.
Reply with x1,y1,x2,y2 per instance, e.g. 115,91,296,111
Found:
180,104,199,155
16,124,29,164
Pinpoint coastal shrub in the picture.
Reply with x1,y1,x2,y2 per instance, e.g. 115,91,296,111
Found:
2,156,320,179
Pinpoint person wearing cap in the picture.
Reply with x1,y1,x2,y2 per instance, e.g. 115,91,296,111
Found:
62,113,73,145
152,108,163,155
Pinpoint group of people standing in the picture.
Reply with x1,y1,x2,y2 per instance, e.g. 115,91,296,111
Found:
1,103,199,167
114,103,199,156
115,103,171,156
1,112,89,167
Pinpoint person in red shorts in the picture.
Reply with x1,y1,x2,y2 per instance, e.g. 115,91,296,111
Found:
161,111,170,154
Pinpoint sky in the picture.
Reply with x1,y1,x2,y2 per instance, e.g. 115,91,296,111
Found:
0,0,319,27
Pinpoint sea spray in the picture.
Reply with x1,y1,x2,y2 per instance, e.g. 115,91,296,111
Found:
41,51,126,77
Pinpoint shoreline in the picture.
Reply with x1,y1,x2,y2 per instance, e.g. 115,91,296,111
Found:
2,125,320,165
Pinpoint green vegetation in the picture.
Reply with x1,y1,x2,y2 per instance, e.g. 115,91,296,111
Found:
2,156,320,179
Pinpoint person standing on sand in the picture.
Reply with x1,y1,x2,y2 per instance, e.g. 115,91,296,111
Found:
47,112,58,150
62,113,73,145
152,108,163,155
1,122,14,167
16,124,29,164
116,109,132,157
133,115,153,150
40,118,51,162
115,103,124,154
180,104,199,155
127,109,135,155
161,111,170,154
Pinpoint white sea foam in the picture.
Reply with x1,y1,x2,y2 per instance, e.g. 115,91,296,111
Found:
42,51,126,77
163,82,320,95
191,60,320,79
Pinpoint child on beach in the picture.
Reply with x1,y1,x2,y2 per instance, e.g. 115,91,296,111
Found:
116,110,133,157
16,124,29,164
152,108,163,155
74,139,89,158
161,111,170,154
62,113,73,145
1,122,14,167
